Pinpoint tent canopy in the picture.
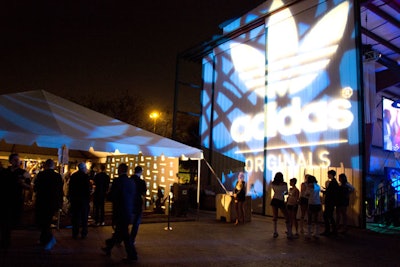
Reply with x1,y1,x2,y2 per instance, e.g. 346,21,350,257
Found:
0,90,202,158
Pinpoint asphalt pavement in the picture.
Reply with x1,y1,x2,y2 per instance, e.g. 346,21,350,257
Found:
1,209,399,267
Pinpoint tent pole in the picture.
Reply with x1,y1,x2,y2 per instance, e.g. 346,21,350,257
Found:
197,158,201,220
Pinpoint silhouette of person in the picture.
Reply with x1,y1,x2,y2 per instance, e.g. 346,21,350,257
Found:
93,164,110,226
270,172,292,239
336,173,354,233
34,159,63,250
306,175,322,239
321,170,339,236
0,153,31,250
102,163,138,262
233,172,246,226
130,166,146,245
299,174,310,233
287,178,300,237
154,187,165,214
68,162,91,239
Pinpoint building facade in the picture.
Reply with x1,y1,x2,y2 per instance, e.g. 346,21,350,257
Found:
199,0,364,225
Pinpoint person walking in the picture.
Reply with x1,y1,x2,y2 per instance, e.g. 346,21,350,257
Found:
270,172,292,239
130,166,147,245
0,153,31,250
321,170,339,236
34,159,63,251
93,164,110,226
102,163,138,262
233,172,246,226
68,162,91,239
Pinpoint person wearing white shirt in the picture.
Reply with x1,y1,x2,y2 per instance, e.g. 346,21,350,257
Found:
306,175,321,239
270,172,291,239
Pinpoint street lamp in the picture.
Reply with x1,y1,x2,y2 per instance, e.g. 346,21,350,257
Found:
149,111,159,133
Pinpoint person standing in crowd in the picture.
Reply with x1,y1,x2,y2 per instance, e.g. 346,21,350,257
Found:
102,163,138,262
0,153,31,250
93,164,110,226
88,163,96,222
306,175,322,239
130,166,147,245
68,162,91,239
270,172,292,239
299,174,310,234
321,170,339,236
286,178,300,238
233,172,246,226
62,169,73,214
336,173,355,233
34,159,63,251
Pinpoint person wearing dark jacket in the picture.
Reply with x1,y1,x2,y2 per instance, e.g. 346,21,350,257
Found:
0,153,31,250
34,159,63,250
233,172,246,226
102,163,138,262
321,170,339,236
68,162,91,239
130,166,146,245
93,164,110,226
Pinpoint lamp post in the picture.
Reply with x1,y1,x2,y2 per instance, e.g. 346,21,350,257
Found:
149,111,159,133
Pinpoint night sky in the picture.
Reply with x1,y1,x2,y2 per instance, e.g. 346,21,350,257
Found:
0,0,265,111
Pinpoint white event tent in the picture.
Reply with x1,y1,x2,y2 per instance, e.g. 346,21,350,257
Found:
0,90,203,159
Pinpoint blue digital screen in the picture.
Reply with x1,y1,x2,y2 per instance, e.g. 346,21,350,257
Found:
382,97,400,152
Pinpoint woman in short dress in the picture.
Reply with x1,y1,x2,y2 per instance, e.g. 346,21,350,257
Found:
270,172,291,239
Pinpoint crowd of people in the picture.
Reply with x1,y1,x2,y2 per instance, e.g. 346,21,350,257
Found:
0,152,358,263
227,169,356,241
0,153,147,263
269,170,355,239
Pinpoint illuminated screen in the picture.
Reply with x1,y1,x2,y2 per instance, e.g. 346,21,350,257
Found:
382,97,400,152
201,0,361,213
384,167,400,209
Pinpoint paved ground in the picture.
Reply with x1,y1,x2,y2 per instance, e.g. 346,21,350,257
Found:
1,210,399,267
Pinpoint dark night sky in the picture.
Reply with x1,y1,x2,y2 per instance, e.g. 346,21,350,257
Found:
0,0,265,111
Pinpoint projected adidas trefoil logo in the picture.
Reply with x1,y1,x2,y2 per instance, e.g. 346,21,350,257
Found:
230,1,353,143
231,0,349,98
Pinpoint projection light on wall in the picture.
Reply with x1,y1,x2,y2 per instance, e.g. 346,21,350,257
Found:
230,43,265,95
234,139,348,154
266,0,349,100
231,96,354,142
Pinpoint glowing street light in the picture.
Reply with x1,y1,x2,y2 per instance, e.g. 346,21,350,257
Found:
149,111,159,133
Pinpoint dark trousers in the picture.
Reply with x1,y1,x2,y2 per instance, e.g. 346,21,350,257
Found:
106,220,137,259
93,197,106,223
323,205,336,233
130,212,142,244
70,201,89,238
36,209,54,245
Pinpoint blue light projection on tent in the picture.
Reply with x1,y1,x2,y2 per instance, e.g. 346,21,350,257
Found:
0,90,203,158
